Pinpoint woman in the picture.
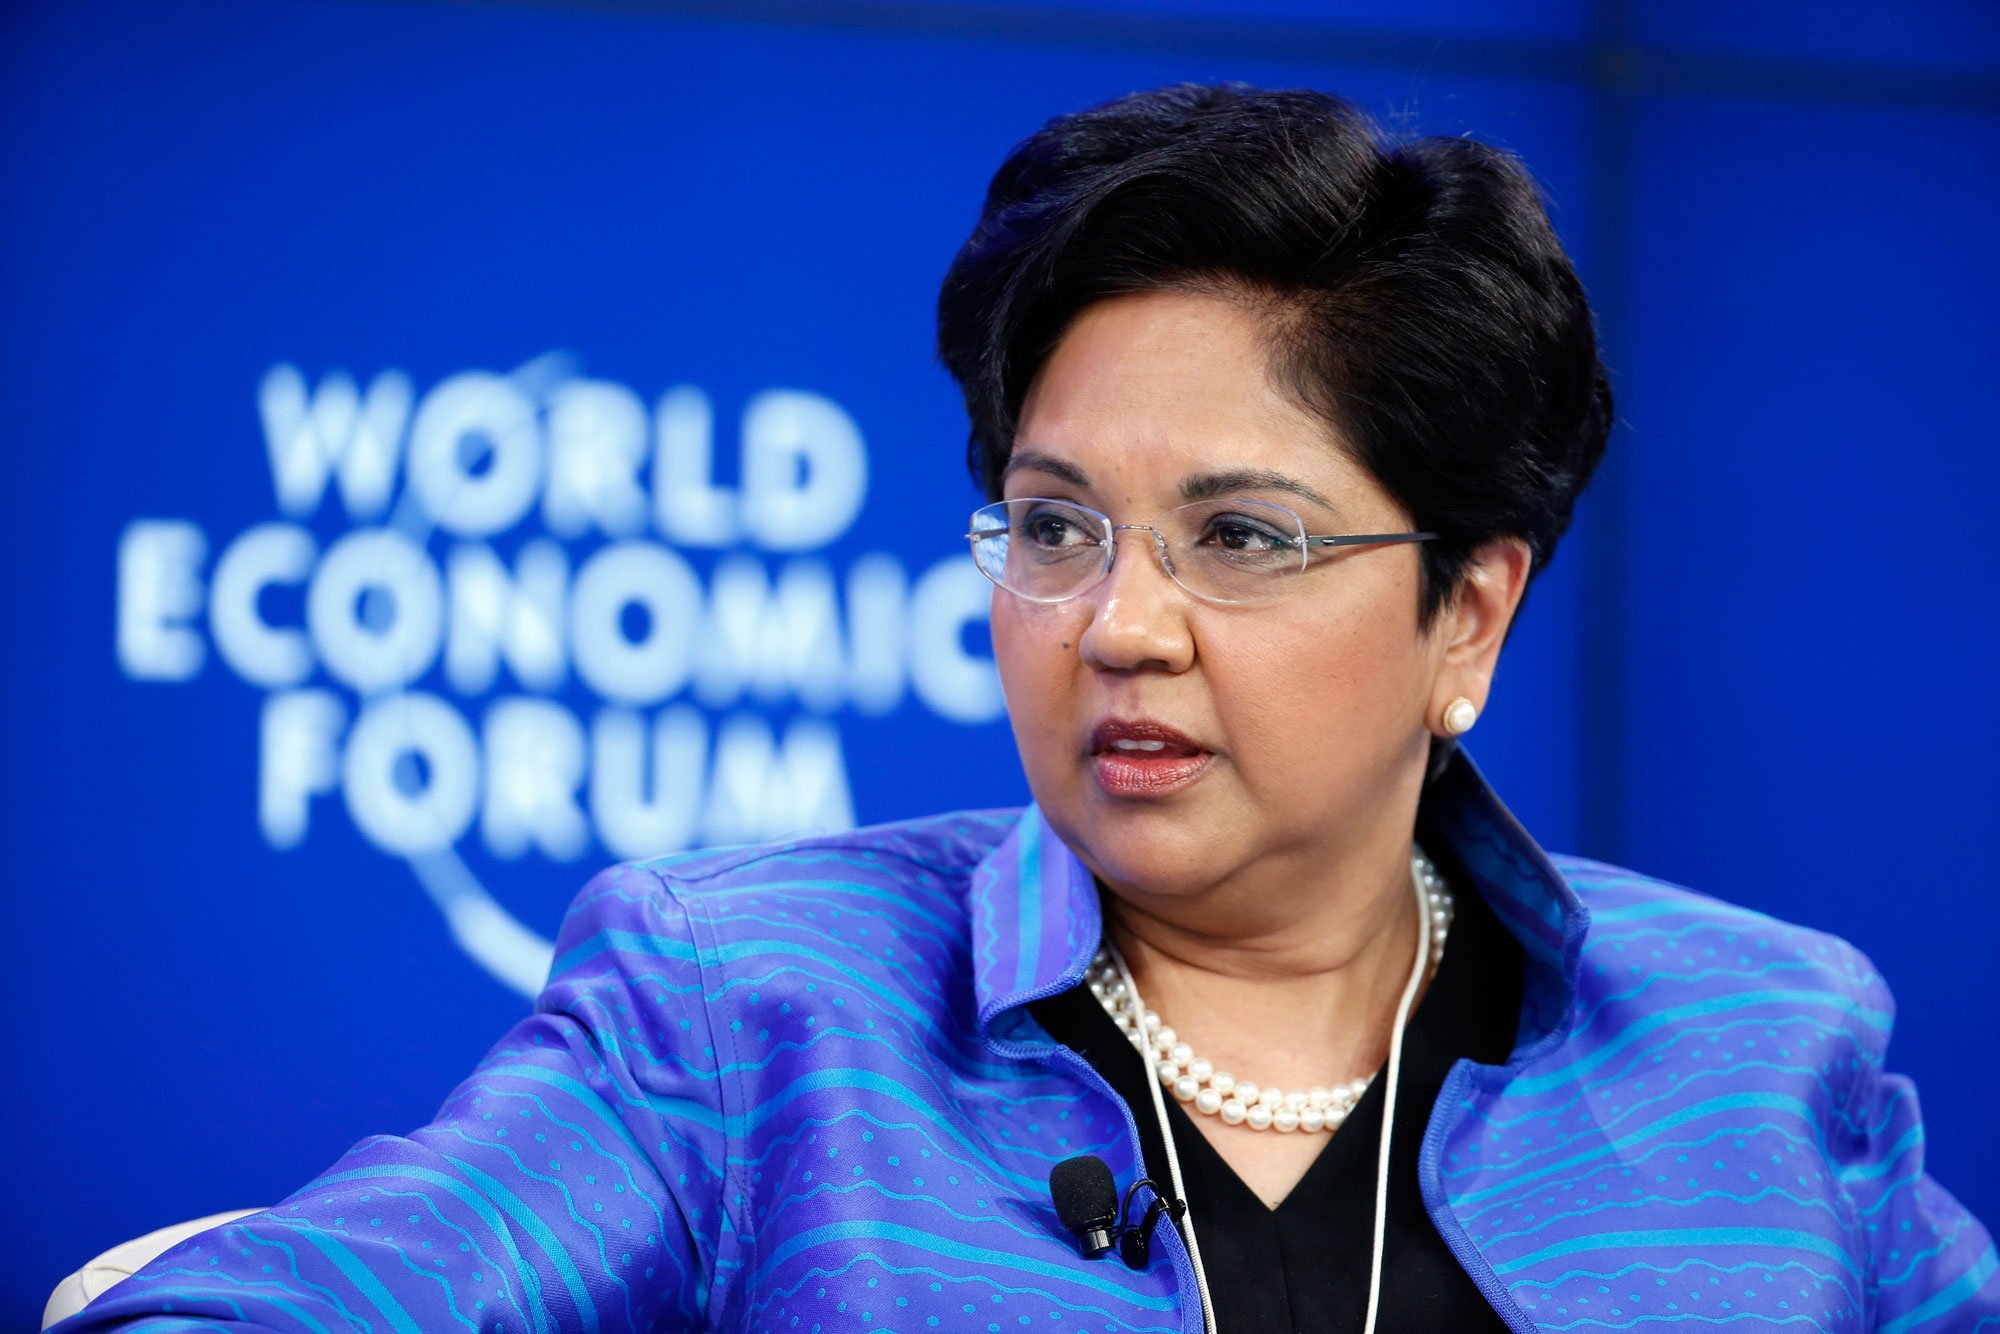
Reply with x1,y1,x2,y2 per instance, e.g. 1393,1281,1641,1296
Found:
56,82,1995,1334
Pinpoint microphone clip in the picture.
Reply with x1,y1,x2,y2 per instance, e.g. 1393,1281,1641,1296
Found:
1114,1183,1186,1270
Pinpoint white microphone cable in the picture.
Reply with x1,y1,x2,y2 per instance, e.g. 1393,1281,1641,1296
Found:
1107,942,1217,1334
1363,847,1435,1334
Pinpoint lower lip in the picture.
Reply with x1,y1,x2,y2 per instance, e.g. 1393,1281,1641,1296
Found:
1091,750,1214,798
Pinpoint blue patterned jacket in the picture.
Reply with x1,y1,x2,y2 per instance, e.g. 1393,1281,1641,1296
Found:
60,750,1998,1332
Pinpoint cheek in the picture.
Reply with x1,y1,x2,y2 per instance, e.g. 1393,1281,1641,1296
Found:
992,599,1084,756
1211,594,1430,771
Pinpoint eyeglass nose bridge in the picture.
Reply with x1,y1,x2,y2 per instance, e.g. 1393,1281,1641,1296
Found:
1106,522,1179,579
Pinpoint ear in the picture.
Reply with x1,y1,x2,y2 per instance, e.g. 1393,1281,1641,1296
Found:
1427,535,1533,736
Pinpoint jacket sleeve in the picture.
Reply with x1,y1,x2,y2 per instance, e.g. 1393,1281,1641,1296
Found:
54,861,733,1333
1827,939,2000,1331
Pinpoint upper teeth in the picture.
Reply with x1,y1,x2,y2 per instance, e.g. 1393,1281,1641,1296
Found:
1112,738,1168,752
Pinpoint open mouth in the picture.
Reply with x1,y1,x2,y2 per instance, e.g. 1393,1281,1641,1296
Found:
1088,720,1214,797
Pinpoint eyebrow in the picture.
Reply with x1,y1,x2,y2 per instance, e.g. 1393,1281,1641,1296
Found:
1002,449,1337,513
1179,467,1335,511
1001,449,1091,490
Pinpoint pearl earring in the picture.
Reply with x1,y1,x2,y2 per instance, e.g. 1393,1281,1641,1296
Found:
1442,697,1478,736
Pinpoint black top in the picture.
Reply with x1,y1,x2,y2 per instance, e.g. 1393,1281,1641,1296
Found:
1029,853,1525,1334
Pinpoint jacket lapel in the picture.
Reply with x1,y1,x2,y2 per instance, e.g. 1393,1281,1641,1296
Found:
969,804,1103,1036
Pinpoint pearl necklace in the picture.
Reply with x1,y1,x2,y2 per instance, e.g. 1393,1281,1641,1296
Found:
1087,845,1455,1134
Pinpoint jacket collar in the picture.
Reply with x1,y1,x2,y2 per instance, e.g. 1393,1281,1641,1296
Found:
968,746,1590,1063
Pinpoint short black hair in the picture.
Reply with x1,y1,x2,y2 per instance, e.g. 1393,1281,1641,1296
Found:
936,81,1613,631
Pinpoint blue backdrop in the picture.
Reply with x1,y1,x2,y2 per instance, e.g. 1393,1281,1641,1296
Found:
4,0,1996,1323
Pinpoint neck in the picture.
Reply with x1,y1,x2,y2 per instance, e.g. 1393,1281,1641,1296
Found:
1101,835,1427,1088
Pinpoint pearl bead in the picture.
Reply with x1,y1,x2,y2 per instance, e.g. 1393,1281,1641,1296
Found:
1308,1086,1331,1108
1284,1090,1309,1110
1273,1107,1301,1133
1245,1105,1274,1131
1173,1075,1199,1102
1258,1087,1283,1108
1220,1099,1247,1125
1188,1057,1213,1082
1156,1060,1180,1083
1300,1107,1326,1133
1142,1010,1160,1030
1154,1027,1176,1050
1235,1081,1259,1107
1195,1088,1222,1115
1210,1072,1235,1097
1168,1043,1194,1067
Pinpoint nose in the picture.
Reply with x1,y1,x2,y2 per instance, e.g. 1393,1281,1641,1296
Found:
1075,525,1195,673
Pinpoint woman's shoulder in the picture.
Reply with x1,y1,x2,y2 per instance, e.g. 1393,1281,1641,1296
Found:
638,807,1023,891
547,807,1024,989
1545,851,1893,1033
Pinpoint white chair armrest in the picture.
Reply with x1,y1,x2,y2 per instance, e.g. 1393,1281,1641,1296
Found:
43,1208,265,1330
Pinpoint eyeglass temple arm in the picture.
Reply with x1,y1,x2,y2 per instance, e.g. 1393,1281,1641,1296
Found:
1302,532,1439,548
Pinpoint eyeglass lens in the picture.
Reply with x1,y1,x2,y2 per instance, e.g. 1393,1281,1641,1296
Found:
967,497,1307,604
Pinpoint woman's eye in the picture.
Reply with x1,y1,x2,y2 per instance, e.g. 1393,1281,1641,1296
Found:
1203,518,1288,552
1022,511,1095,547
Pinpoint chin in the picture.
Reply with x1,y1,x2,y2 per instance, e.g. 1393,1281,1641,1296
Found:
1044,793,1232,900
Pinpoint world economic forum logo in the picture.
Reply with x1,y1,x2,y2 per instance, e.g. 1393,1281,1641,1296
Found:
113,355,1002,995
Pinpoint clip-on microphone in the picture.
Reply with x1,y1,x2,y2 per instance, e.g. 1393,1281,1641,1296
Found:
1049,1156,1186,1269
1049,1155,1120,1256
